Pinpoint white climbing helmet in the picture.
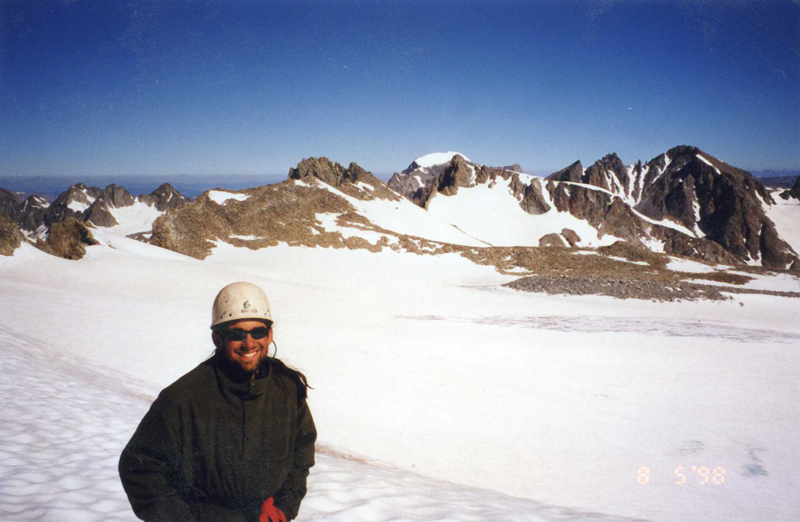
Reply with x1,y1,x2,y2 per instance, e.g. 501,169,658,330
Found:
211,281,274,328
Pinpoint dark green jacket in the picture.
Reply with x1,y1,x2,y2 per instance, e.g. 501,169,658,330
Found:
119,356,316,522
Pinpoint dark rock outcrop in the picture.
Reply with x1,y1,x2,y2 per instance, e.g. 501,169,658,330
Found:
546,161,583,183
139,183,190,212
436,155,475,197
44,183,101,228
661,231,738,265
546,181,649,244
561,229,581,247
540,145,798,269
388,154,529,209
41,218,99,260
84,184,136,227
538,233,567,247
388,155,464,202
1,188,51,238
780,175,800,201
583,154,630,196
16,196,50,235
519,179,551,215
4,182,189,244
0,212,23,256
545,177,738,264
633,146,795,269
290,157,399,202
428,156,534,208
0,188,20,217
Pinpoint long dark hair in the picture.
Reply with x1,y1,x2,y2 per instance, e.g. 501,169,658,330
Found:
265,354,311,404
207,342,311,405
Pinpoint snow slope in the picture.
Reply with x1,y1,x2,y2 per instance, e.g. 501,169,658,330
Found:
766,196,800,256
2,324,635,522
1,240,799,522
105,200,165,237
426,176,622,247
309,178,487,247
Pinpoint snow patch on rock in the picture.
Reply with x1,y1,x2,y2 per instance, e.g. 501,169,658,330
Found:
208,190,251,204
697,154,721,174
413,152,470,168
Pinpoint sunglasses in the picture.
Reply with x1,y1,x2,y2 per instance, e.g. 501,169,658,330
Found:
220,326,271,341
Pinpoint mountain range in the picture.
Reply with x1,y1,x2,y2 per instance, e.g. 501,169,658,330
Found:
1,145,798,272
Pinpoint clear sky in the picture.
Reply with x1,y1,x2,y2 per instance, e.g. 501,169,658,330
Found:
1,0,798,178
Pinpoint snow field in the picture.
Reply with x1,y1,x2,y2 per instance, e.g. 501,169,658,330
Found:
105,200,165,236
765,197,800,257
0,325,154,522
310,179,486,247
425,177,620,248
1,240,799,521
1,324,631,522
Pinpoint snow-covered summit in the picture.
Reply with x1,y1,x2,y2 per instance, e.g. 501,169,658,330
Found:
413,151,470,168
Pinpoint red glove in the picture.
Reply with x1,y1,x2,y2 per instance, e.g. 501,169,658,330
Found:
259,497,287,522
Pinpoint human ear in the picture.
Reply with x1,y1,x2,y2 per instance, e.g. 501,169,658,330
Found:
212,331,223,350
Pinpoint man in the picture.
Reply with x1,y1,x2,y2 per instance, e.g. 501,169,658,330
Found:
119,282,316,522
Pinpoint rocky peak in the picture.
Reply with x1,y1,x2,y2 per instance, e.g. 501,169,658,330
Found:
545,160,583,183
634,146,794,269
583,153,630,195
82,185,135,228
139,183,189,212
289,157,343,186
43,183,99,229
437,154,475,196
289,157,398,202
16,196,50,237
97,184,135,208
390,153,535,209
665,144,700,160
3,180,190,246
342,162,371,184
21,195,49,210
519,178,551,215
63,183,102,205
388,152,474,205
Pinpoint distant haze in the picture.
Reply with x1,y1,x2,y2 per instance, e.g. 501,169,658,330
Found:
1,165,798,202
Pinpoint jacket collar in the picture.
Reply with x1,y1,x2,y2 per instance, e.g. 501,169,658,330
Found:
212,355,272,399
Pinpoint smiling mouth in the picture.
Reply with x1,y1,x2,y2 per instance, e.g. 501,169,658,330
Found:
238,351,260,359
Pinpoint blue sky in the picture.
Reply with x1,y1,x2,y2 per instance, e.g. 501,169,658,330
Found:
1,0,798,177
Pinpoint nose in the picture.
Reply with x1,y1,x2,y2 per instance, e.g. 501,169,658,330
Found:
241,333,258,349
